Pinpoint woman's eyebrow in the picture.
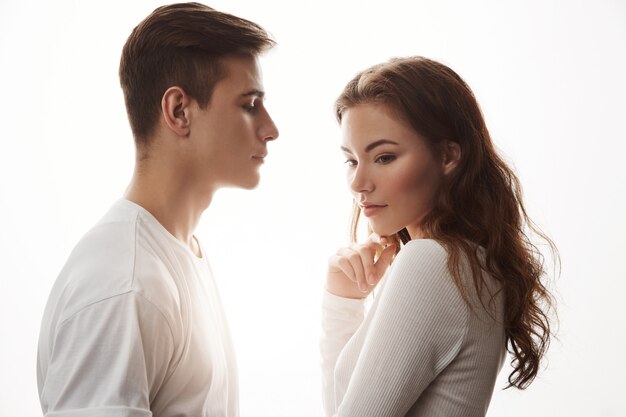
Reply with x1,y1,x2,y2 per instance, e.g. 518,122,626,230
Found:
364,139,399,152
341,139,399,155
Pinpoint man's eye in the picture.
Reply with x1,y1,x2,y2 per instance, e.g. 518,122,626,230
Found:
375,154,396,164
243,100,261,112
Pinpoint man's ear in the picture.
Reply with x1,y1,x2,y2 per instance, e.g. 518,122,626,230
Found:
442,140,461,175
161,86,192,137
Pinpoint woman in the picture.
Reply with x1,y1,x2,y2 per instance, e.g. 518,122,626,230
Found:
321,56,556,417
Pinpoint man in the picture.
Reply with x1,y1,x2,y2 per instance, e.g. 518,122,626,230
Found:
37,3,278,416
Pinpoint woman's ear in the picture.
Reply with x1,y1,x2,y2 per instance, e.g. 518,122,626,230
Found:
442,141,461,175
161,86,192,137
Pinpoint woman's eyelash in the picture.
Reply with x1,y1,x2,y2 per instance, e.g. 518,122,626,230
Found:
344,154,395,166
375,154,396,164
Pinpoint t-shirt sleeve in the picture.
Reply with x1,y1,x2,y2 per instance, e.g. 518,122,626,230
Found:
333,240,469,417
39,291,175,417
320,290,366,416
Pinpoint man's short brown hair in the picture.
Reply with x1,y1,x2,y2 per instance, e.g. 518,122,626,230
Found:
119,2,275,145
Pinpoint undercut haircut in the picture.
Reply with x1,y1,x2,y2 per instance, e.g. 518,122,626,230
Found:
119,2,275,146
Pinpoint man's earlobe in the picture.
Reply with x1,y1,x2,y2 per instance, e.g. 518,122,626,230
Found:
442,141,461,175
162,86,191,137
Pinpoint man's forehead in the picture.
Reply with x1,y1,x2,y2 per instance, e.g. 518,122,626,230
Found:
218,55,263,91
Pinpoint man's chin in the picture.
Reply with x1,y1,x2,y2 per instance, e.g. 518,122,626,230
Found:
234,174,261,190
240,182,259,190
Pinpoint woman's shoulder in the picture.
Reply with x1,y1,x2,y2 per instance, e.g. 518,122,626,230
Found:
379,238,467,316
386,239,452,289
391,238,501,313
395,238,448,265
402,237,446,250
395,238,485,274
387,238,483,295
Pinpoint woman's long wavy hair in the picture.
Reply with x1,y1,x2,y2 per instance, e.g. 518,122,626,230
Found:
336,56,558,390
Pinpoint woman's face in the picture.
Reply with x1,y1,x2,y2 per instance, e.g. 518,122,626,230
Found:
341,102,444,239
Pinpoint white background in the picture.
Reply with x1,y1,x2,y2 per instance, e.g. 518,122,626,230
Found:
1,0,625,416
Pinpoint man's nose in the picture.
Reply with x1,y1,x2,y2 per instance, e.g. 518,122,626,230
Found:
259,109,279,142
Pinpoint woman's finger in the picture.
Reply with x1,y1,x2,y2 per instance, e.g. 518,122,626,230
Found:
351,244,375,286
347,249,368,293
374,243,396,279
366,232,392,247
338,247,366,290
331,251,357,282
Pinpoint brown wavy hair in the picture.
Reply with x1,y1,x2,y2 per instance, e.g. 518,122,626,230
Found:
336,56,558,389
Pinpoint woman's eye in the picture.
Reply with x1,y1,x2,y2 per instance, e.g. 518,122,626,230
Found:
375,154,396,164
344,159,357,167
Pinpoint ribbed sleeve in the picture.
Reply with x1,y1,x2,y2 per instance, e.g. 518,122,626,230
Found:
320,292,366,416
321,239,503,417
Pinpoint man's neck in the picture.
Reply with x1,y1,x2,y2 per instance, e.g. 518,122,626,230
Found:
124,160,214,258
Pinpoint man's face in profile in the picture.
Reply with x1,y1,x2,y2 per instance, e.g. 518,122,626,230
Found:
187,54,279,190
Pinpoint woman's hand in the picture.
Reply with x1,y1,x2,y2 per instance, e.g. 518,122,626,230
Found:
326,234,396,299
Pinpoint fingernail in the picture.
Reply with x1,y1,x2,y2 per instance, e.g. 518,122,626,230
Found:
367,274,374,285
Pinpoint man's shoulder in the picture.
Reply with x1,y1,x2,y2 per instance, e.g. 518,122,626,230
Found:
51,200,181,321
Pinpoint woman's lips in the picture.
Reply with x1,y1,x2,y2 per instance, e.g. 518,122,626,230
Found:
361,204,387,217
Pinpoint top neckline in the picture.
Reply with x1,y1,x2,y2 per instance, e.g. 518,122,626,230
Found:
115,198,205,262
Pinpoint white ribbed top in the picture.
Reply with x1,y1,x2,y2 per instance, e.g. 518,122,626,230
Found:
321,239,506,417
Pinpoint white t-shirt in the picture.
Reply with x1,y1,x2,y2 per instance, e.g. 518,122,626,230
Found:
321,239,506,417
37,199,239,417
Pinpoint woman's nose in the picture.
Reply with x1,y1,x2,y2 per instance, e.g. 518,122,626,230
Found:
350,165,374,194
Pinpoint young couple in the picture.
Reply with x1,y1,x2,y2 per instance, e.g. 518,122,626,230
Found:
37,3,556,417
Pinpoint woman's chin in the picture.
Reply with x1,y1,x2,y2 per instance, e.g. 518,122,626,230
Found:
369,222,401,238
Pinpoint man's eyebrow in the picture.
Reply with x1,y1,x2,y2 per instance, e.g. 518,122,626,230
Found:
241,89,265,98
